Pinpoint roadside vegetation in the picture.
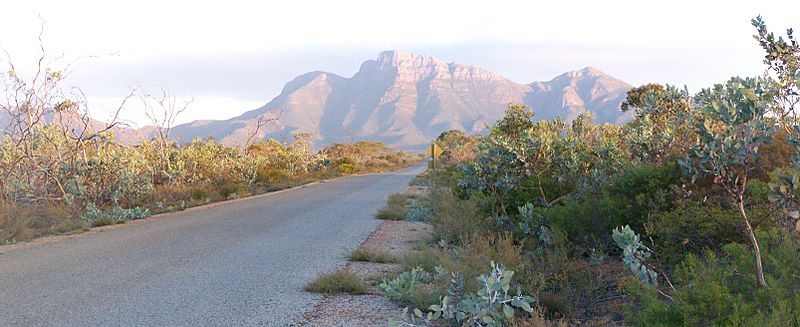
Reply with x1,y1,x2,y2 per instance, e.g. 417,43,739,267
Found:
349,248,398,264
0,43,419,244
376,17,800,326
304,268,368,294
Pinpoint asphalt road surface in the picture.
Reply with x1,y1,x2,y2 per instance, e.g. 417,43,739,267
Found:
0,164,425,326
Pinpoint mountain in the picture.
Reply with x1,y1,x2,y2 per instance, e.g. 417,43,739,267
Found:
1,51,635,149
168,51,633,149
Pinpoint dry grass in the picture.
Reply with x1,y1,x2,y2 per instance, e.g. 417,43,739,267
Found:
349,248,398,263
375,193,412,220
0,201,85,244
304,268,367,294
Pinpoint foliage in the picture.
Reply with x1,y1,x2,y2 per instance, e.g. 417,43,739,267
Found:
645,202,769,268
536,161,680,249
680,76,775,287
752,15,800,128
391,261,535,327
621,229,800,326
376,193,413,220
437,129,479,166
461,112,626,216
612,225,658,286
379,267,429,302
621,84,696,163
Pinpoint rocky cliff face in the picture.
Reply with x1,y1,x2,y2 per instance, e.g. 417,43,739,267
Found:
170,50,633,149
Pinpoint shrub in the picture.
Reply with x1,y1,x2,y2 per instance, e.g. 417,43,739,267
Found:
400,248,445,273
391,261,536,327
79,203,150,227
304,268,367,294
435,233,526,292
427,189,487,243
0,202,77,243
189,187,208,201
50,219,88,235
539,161,681,250
255,167,291,185
621,229,800,326
645,202,770,268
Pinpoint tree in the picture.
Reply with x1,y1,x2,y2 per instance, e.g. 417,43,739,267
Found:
622,84,696,163
139,87,192,178
491,104,534,141
0,22,128,204
679,76,774,288
752,16,799,131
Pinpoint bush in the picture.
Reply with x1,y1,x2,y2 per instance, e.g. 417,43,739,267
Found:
391,261,536,327
304,268,367,294
0,202,77,243
540,161,681,250
621,229,800,326
436,233,526,292
255,167,291,185
427,189,487,243
400,248,445,273
645,202,771,268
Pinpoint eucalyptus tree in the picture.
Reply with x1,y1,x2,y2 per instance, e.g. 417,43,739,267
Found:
621,84,696,163
680,76,774,287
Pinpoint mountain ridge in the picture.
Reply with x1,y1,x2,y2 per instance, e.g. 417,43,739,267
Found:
2,51,635,149
168,50,632,149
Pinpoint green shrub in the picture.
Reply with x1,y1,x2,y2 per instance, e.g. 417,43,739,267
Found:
540,161,681,250
256,167,291,185
189,187,208,201
645,202,770,268
621,229,800,326
304,268,367,294
217,180,245,199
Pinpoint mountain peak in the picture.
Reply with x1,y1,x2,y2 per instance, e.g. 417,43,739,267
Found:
375,50,447,70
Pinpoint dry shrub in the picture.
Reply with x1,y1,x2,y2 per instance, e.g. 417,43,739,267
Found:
150,184,190,206
0,202,80,243
436,233,525,292
428,189,486,242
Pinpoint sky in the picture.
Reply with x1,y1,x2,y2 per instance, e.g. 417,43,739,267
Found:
0,0,798,127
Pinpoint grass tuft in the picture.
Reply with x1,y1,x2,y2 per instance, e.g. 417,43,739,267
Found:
375,193,412,220
304,268,367,294
349,248,398,263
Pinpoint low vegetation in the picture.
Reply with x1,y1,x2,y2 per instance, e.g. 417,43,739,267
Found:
375,17,800,326
304,268,367,294
376,193,414,220
349,248,398,263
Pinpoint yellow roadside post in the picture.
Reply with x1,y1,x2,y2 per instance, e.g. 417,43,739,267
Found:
428,142,443,187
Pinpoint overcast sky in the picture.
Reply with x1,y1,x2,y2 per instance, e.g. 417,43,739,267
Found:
1,0,797,126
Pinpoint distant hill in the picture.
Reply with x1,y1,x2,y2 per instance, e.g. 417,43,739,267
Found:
2,51,634,149
168,51,633,149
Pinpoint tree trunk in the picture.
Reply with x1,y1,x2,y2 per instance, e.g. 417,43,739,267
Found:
737,198,769,288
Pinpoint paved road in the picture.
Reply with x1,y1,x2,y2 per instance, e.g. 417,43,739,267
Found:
0,164,425,326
